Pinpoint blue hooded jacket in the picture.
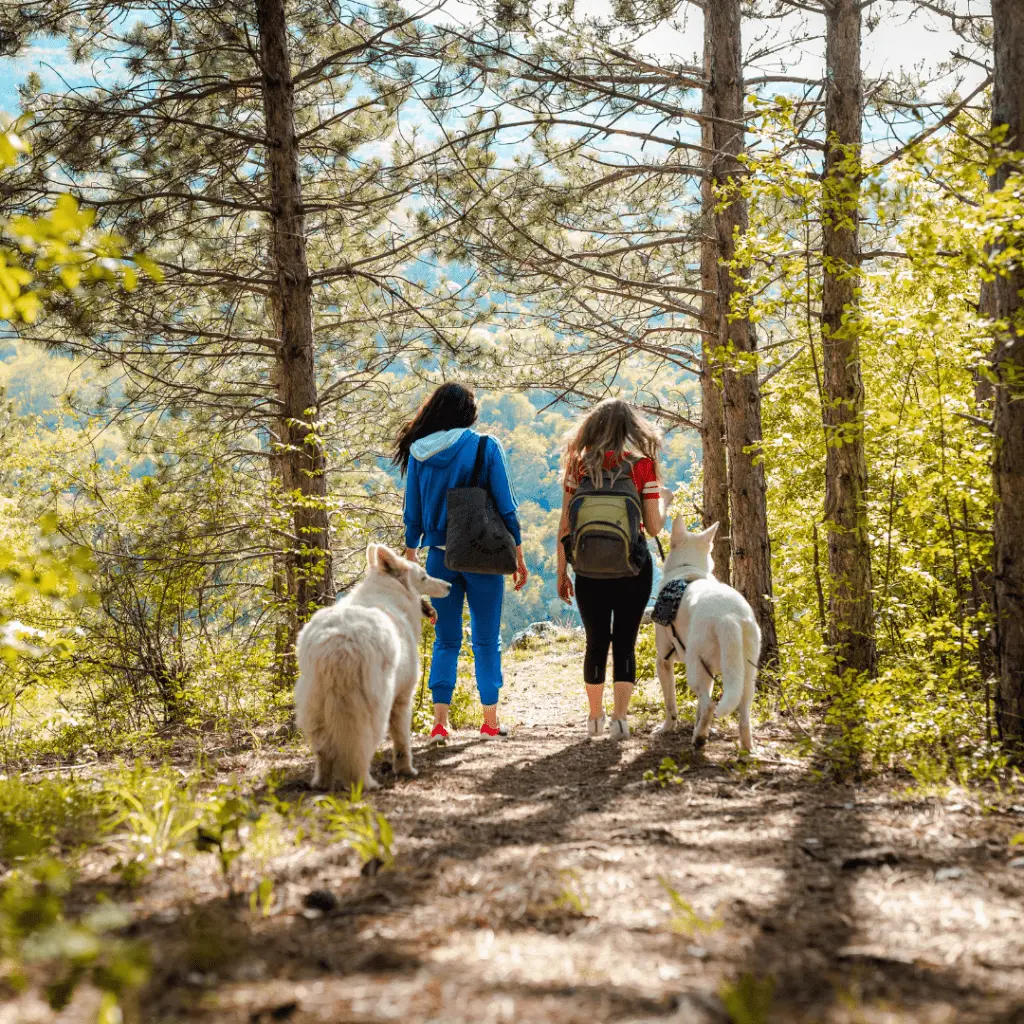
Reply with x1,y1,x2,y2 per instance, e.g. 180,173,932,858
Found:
403,428,522,551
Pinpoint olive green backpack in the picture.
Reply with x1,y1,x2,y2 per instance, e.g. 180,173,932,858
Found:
564,459,646,578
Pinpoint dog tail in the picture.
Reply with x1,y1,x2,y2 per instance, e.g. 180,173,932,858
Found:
714,614,748,719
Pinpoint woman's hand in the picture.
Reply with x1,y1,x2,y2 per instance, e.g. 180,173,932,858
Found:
660,484,674,508
404,547,419,563
557,570,574,604
513,547,529,592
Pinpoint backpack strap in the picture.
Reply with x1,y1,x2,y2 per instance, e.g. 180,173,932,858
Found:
469,435,488,488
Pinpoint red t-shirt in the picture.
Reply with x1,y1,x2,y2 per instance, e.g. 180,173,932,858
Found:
565,451,660,500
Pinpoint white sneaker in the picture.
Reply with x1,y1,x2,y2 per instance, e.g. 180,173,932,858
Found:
587,714,606,739
609,718,630,742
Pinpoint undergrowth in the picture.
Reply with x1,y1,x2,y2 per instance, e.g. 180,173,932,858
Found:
0,760,398,1019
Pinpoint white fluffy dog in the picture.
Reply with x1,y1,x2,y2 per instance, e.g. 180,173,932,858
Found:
294,544,450,791
655,519,761,751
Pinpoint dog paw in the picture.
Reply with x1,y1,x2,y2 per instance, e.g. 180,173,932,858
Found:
363,775,381,792
395,763,418,778
654,718,679,735
692,735,708,751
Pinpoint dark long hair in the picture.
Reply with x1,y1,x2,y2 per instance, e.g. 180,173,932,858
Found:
392,382,478,474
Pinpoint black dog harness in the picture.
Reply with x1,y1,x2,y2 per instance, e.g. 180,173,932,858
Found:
652,577,689,628
651,575,714,680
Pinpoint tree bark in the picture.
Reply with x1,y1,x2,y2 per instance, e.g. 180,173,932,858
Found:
707,0,778,667
821,0,876,678
991,0,1024,751
255,0,335,621
700,22,731,585
268,310,299,683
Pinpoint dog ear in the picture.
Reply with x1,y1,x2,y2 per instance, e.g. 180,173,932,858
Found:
670,516,689,544
365,543,379,569
376,545,407,579
698,522,720,546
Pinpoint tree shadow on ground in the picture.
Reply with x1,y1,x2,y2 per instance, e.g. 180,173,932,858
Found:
737,769,1024,1023
98,724,1024,1024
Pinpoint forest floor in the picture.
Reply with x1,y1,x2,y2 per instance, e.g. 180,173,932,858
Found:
7,632,1024,1024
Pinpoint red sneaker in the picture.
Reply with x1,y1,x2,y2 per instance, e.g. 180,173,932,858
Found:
428,723,449,747
479,722,509,738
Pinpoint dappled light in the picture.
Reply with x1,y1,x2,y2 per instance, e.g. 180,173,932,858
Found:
2,0,1023,1020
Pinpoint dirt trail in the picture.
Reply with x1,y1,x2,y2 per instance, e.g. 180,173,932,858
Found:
28,635,1024,1024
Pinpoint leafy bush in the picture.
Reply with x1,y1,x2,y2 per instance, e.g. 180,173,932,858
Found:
0,858,149,1020
109,773,203,886
0,777,111,862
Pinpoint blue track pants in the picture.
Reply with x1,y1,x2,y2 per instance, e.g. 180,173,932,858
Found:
425,546,505,706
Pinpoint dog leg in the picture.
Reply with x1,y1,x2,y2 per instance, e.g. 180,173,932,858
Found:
738,626,758,752
389,692,417,777
738,703,753,753
312,751,329,789
688,652,715,749
654,634,679,734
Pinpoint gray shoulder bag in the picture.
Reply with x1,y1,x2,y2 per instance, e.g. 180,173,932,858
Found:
444,436,518,575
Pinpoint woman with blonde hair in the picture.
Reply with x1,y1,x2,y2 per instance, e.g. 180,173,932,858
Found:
557,399,672,740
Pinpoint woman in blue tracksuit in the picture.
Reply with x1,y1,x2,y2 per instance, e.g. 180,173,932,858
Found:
394,382,528,745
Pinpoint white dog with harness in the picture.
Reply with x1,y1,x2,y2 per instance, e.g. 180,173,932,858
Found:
651,519,761,751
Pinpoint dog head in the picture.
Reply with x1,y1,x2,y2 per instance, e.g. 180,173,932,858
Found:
366,543,451,600
666,519,718,577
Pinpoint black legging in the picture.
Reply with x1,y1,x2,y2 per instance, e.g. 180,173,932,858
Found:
574,555,653,684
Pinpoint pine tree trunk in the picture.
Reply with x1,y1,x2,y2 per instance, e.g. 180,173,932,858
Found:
707,0,778,666
269,315,299,683
821,0,876,678
991,0,1024,751
700,27,731,585
255,0,335,621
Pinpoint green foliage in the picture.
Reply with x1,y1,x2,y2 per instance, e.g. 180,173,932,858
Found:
643,756,689,788
249,877,276,918
0,858,149,1019
448,680,484,730
719,973,776,1024
0,776,111,862
0,511,95,669
110,773,203,886
732,108,1001,778
194,786,260,896
659,876,722,937
548,868,590,916
0,126,156,324
634,623,661,683
0,407,294,760
318,784,395,868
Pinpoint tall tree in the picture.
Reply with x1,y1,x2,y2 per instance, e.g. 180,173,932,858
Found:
708,0,779,665
700,19,731,583
2,0,480,636
820,0,876,677
254,0,333,614
990,0,1024,750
